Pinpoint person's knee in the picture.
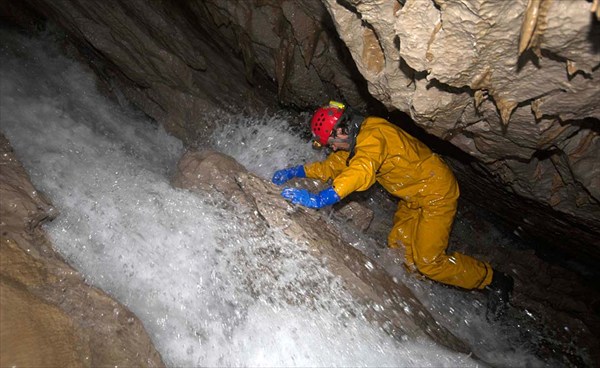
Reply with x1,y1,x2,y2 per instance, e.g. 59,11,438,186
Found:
414,256,446,280
387,237,401,248
387,228,404,249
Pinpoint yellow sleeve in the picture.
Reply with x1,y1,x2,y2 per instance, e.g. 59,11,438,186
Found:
304,151,349,182
331,131,386,199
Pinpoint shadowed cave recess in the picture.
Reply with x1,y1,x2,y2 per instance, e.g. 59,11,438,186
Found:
1,0,599,367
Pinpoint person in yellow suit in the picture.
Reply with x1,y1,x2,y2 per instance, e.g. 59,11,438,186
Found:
272,101,514,320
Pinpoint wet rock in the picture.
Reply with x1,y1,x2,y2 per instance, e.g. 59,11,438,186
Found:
172,149,251,205
4,0,599,281
0,133,164,368
450,202,600,366
284,177,375,232
335,200,374,232
172,149,471,354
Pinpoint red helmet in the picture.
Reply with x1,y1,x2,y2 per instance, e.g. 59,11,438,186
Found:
310,101,345,146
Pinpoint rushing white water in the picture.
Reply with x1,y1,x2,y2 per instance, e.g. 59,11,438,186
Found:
1,27,553,367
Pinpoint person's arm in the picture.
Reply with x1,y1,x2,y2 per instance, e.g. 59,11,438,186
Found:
280,131,385,209
271,150,349,185
331,132,385,199
303,151,349,182
278,152,348,209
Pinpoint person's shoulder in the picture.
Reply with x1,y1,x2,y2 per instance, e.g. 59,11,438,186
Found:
364,115,390,122
360,116,393,136
362,116,394,128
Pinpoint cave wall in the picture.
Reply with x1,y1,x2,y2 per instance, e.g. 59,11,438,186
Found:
1,0,599,259
0,133,165,367
322,0,599,242
1,0,273,144
0,0,369,142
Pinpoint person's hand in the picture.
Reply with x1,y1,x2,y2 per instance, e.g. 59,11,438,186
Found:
271,165,306,185
281,187,340,209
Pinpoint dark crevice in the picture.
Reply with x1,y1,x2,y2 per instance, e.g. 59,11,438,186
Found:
560,116,600,133
588,9,600,53
335,0,360,18
451,157,600,282
400,57,419,81
426,78,473,95
516,47,541,71
532,147,560,161
541,49,594,79
317,6,382,115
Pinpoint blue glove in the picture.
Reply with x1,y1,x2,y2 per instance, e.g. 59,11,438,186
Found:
281,186,341,209
272,165,306,185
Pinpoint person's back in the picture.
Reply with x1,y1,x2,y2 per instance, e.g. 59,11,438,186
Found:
351,117,457,205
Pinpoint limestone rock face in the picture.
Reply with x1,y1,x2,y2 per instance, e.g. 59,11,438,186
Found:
188,0,367,108
0,134,164,368
172,149,471,355
321,0,599,250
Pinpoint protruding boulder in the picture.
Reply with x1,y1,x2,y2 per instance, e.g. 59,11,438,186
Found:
172,149,471,354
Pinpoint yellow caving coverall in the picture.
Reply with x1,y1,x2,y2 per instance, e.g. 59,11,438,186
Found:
304,116,493,290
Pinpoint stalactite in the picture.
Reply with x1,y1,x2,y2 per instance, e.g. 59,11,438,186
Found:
592,0,600,19
518,0,552,57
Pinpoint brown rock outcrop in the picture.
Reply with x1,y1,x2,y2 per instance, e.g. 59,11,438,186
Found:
0,133,164,367
172,149,471,355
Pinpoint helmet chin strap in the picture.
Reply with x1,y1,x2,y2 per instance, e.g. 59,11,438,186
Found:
341,110,365,165
327,137,350,145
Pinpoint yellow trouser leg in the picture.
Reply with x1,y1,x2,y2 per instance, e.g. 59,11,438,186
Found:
389,198,493,290
387,201,419,269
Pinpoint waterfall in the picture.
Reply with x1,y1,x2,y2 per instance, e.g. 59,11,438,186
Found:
1,27,551,367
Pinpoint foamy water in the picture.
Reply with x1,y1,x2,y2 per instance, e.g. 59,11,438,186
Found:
1,26,552,367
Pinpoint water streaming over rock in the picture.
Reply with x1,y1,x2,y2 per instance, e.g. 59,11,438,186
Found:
2,26,581,367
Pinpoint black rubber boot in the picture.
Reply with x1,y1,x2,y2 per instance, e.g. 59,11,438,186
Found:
486,270,514,321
